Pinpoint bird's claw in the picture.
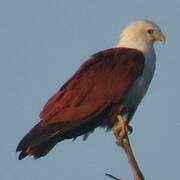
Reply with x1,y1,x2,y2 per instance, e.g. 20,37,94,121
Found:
112,115,133,139
127,125,133,135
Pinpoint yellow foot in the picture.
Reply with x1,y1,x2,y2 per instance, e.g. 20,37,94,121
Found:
112,115,133,139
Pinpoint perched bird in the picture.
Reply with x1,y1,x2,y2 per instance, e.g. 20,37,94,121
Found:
17,20,165,160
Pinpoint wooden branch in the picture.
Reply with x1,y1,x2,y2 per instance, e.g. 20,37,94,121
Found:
105,173,122,180
106,134,145,180
117,135,145,180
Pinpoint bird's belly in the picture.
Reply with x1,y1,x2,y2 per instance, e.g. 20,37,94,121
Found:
122,55,155,111
123,77,149,109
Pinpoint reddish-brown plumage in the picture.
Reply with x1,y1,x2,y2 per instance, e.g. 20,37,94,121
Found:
17,47,144,159
41,48,144,124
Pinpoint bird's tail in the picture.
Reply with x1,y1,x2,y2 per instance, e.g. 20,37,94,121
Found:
16,118,102,160
16,122,65,159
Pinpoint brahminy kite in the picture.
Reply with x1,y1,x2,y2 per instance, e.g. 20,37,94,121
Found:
17,20,165,159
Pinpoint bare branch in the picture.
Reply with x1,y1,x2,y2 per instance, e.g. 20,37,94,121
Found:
106,134,145,180
116,135,145,180
105,173,122,180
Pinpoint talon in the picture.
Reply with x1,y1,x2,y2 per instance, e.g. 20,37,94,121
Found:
127,125,133,135
112,115,132,139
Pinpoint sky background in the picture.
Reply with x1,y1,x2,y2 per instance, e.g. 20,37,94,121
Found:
0,0,179,179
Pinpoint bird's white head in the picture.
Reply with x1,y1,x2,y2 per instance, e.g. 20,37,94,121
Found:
117,20,166,54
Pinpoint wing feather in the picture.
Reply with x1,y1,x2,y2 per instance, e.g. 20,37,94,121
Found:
40,48,145,125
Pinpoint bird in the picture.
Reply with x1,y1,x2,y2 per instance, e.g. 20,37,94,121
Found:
16,20,165,160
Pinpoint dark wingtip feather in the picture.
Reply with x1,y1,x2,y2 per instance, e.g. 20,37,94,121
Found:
16,122,42,159
16,139,27,160
16,142,22,152
18,151,28,160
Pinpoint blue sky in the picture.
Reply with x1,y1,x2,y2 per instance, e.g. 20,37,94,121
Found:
0,0,179,179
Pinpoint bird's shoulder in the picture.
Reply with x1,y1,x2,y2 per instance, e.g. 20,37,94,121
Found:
40,47,145,124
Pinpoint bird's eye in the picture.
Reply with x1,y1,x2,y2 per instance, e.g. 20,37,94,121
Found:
147,29,154,34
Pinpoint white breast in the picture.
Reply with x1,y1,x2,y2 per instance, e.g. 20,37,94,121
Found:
122,46,156,113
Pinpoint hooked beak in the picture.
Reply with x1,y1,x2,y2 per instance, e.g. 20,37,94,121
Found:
155,31,166,44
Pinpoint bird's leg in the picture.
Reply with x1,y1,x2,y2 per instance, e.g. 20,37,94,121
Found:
112,115,133,140
106,115,145,180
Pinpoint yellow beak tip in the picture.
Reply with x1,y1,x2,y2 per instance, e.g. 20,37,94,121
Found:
159,32,166,44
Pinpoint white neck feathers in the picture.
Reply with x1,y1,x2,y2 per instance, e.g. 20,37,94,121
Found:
117,36,154,55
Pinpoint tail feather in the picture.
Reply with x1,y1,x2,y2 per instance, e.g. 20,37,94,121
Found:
21,136,59,159
18,151,28,160
16,117,103,159
16,122,63,159
16,123,41,152
17,135,60,160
